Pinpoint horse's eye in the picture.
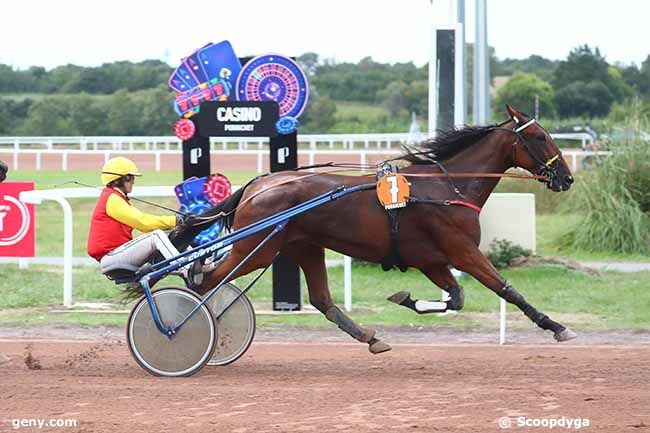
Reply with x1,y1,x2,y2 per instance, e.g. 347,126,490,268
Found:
535,134,546,141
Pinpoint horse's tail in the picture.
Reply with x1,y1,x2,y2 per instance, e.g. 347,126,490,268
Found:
168,176,260,252
216,180,249,230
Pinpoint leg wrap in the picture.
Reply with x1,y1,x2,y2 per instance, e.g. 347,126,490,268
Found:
387,291,448,314
445,285,465,311
325,306,375,343
499,283,546,327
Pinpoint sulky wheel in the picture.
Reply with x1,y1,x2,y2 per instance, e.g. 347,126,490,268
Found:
203,283,256,366
127,286,216,377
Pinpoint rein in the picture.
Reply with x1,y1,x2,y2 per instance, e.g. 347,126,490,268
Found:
286,163,550,181
398,172,548,180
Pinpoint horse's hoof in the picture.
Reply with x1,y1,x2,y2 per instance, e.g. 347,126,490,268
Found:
369,340,392,354
554,328,577,342
387,291,410,305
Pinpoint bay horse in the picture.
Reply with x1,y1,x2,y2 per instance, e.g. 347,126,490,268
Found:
168,105,576,353
0,159,7,182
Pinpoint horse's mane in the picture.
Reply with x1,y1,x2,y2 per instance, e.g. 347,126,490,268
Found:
401,125,496,164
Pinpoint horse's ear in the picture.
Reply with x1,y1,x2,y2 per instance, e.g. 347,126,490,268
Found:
505,105,519,124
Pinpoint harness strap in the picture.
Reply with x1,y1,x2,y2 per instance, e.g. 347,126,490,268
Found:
408,197,482,213
514,118,536,133
544,154,560,167
381,209,408,272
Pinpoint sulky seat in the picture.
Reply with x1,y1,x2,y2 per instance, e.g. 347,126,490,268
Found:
102,263,140,285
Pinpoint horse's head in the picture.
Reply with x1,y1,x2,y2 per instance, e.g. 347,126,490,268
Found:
504,105,574,192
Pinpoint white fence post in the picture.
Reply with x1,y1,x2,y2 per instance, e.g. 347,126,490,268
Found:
499,298,507,345
257,151,263,174
59,197,74,307
344,256,352,311
571,153,577,172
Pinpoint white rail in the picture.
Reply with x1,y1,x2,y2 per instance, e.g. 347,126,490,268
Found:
0,148,610,174
0,132,594,152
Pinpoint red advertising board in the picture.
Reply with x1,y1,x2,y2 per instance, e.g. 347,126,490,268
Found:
0,182,35,257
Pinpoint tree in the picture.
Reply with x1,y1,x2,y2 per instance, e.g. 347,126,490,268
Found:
297,52,319,77
552,45,625,117
552,45,610,89
0,107,8,134
494,54,558,82
494,72,557,119
139,86,177,135
607,66,634,101
555,81,614,118
18,97,78,135
406,80,428,118
378,81,409,117
106,90,142,135
639,55,650,96
300,95,337,132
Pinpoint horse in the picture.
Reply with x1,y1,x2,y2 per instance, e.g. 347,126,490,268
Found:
163,105,575,353
0,159,7,182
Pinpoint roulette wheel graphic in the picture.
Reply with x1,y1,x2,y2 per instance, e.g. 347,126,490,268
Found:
235,54,309,118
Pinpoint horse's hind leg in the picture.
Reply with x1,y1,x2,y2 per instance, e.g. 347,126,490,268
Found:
388,265,465,313
449,243,577,342
283,243,391,354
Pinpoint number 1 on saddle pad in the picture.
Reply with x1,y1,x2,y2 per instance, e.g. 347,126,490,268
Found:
376,174,410,210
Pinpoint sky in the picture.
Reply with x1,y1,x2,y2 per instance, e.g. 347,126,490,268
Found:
0,0,648,70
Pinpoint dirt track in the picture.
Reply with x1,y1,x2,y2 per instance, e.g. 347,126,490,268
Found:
1,328,649,432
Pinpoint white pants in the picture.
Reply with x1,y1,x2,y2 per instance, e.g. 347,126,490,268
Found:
100,229,180,272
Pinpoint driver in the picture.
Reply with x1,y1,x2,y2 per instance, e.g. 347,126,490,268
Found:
87,157,184,273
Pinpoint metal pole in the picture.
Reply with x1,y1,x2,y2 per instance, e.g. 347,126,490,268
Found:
428,25,437,137
499,298,506,344
474,0,489,124
457,0,467,125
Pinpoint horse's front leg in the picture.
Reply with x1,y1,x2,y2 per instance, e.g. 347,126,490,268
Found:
388,265,465,313
449,243,577,342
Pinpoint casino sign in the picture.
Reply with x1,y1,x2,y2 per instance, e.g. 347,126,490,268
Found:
196,101,279,137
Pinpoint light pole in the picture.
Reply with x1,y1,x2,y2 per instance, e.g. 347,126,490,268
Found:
428,0,466,135
473,0,490,124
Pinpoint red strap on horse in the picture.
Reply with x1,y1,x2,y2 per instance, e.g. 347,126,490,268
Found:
449,200,482,213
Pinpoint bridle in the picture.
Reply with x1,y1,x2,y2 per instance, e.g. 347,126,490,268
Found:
493,117,562,187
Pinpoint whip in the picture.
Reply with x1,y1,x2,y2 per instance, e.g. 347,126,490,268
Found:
54,180,190,217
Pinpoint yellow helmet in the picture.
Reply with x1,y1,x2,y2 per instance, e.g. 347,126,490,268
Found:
101,157,142,185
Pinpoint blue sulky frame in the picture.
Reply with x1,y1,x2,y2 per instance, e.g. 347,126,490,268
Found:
137,183,375,338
